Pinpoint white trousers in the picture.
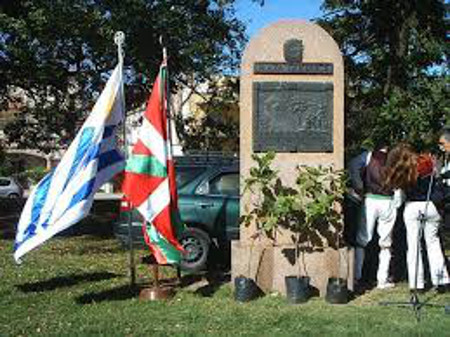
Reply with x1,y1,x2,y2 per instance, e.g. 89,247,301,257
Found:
404,202,450,289
355,196,397,284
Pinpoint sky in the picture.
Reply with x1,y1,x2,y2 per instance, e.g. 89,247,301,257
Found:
235,0,325,38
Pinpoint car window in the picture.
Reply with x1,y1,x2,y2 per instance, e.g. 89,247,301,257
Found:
175,167,207,189
209,173,239,196
0,179,10,187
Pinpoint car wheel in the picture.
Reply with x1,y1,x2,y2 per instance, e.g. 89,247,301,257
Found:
8,193,19,199
179,227,211,273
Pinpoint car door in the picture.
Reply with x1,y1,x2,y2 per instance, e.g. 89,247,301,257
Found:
176,166,209,225
194,169,240,241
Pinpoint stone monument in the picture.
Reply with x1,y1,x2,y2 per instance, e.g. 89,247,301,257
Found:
232,20,353,296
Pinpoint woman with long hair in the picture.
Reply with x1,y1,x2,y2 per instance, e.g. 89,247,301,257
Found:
354,142,400,290
385,145,450,292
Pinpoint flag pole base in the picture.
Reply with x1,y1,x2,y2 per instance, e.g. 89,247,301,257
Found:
139,286,175,301
138,262,176,300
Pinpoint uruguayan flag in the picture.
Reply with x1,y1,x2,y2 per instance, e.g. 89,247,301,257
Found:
14,62,125,263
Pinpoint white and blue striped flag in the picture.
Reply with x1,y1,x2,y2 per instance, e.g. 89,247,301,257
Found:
14,62,125,263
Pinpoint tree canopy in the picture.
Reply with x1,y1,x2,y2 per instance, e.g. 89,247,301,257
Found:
0,0,247,152
318,0,450,154
2,0,449,156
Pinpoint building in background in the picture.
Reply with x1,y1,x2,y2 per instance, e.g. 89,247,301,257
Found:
171,75,239,154
0,87,56,184
1,75,239,191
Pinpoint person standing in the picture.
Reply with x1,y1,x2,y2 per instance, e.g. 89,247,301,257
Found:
346,148,371,247
439,126,450,184
385,147,450,292
348,148,371,199
438,126,450,154
438,126,450,233
354,143,399,289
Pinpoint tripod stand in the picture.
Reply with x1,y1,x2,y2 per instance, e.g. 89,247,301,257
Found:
379,213,431,321
379,173,448,321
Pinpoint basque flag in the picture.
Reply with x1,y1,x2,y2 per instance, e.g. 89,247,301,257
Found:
122,58,184,264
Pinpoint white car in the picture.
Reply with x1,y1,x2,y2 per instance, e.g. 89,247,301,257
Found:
0,177,23,198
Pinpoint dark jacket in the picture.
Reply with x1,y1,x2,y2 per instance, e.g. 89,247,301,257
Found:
406,175,446,212
364,150,392,196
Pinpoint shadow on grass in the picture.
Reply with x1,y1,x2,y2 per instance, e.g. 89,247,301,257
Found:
16,271,119,293
76,284,140,304
193,272,231,297
76,276,183,305
0,215,19,239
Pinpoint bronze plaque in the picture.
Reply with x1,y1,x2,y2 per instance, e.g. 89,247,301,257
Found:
253,82,333,152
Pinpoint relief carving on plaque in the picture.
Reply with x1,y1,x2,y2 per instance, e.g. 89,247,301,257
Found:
292,96,329,133
253,82,333,152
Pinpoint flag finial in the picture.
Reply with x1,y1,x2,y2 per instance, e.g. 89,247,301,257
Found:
114,31,125,63
114,31,125,47
159,35,167,60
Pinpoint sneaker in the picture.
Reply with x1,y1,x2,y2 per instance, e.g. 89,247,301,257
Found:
377,282,395,290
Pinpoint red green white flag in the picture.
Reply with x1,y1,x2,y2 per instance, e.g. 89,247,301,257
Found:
122,59,184,264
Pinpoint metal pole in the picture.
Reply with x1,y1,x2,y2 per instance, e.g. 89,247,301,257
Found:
146,36,169,288
115,31,136,287
160,36,173,144
159,36,182,280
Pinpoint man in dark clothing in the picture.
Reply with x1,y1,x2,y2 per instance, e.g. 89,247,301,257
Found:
438,127,450,227
439,127,450,178
439,127,450,154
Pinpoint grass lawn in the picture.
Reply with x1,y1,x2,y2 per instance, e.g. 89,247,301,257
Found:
1,236,450,337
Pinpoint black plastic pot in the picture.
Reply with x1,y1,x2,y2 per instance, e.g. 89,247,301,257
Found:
285,276,310,303
234,276,259,302
325,277,349,304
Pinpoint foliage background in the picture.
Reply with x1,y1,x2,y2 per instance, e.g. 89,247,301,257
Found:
0,0,248,153
318,0,450,155
1,0,449,161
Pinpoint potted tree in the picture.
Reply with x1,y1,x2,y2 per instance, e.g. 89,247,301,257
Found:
283,165,347,304
237,151,281,302
238,154,348,303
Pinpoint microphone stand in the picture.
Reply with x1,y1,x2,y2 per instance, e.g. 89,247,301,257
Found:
379,172,448,321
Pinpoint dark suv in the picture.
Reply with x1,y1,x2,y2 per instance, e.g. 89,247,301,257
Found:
114,155,239,272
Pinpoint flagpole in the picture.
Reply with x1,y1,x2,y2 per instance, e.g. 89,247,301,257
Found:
162,39,179,174
147,36,169,289
160,36,183,283
115,31,136,287
159,36,174,156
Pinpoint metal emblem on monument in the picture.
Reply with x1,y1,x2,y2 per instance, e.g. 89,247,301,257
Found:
283,39,303,64
254,38,333,75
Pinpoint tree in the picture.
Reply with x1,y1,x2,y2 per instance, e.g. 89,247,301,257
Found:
0,0,247,152
0,140,9,176
317,0,450,153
